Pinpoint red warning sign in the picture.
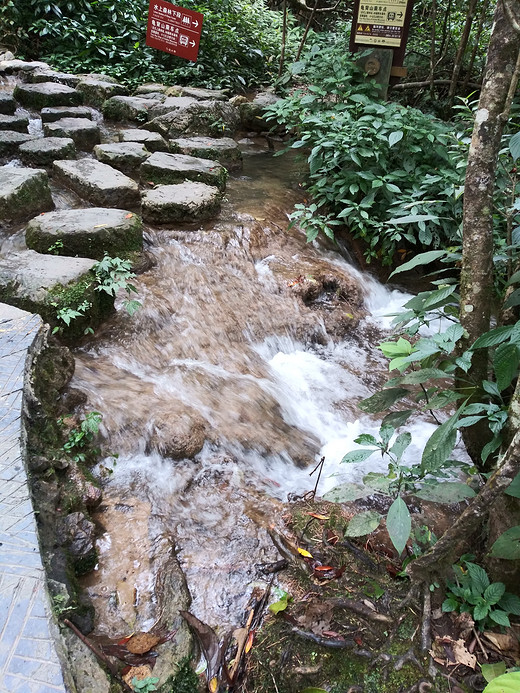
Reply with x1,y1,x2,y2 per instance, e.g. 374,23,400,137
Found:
146,1,203,62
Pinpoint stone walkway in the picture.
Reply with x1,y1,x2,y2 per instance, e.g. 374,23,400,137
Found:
0,304,66,692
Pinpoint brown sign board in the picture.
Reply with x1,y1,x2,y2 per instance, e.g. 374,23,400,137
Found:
349,0,414,68
146,1,203,62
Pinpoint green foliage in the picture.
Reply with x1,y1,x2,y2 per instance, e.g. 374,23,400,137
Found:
1,0,295,90
131,676,159,692
59,411,102,463
489,526,520,561
482,670,520,692
442,560,520,630
169,657,199,693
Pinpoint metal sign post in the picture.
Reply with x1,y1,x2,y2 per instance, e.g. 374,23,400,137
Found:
146,0,203,62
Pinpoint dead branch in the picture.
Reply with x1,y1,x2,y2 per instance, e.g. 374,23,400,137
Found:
420,585,431,653
329,598,393,624
391,79,482,90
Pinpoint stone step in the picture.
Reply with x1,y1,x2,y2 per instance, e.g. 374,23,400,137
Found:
43,117,100,151
118,128,168,152
94,142,151,173
140,152,227,191
142,182,221,224
53,159,140,209
25,207,143,259
13,82,83,109
76,78,128,108
0,131,36,156
19,137,76,167
169,136,242,170
102,95,163,122
0,113,29,132
0,93,16,115
0,166,54,223
41,106,93,123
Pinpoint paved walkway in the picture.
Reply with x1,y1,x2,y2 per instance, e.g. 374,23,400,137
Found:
0,304,67,692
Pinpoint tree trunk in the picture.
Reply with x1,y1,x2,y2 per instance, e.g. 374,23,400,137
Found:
462,0,492,93
448,0,478,106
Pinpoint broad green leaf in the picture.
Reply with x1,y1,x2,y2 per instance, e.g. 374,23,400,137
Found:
344,510,382,537
421,413,458,473
386,496,411,555
323,483,371,503
380,337,413,356
465,562,489,593
363,472,392,494
355,433,379,446
494,342,520,391
341,448,377,464
489,526,520,560
473,602,490,621
509,131,520,161
422,285,457,310
483,671,520,693
388,213,439,225
489,610,510,627
472,325,515,349
484,582,505,605
388,130,403,147
413,482,475,504
481,661,507,684
442,597,459,612
269,594,289,614
389,250,448,277
498,592,520,615
503,288,520,309
358,388,409,414
381,409,414,428
505,471,520,498
389,431,412,461
396,368,449,385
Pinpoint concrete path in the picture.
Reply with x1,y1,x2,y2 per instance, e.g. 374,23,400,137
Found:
0,304,67,692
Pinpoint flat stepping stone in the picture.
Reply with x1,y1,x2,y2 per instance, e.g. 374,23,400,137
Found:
142,182,221,224
94,142,151,172
118,128,168,152
0,131,36,155
0,59,50,74
141,152,227,191
147,96,198,119
102,95,163,122
43,117,100,150
0,113,29,132
76,77,128,107
0,92,16,115
13,82,83,109
145,99,240,138
181,87,228,101
26,208,143,259
54,158,140,208
19,136,76,166
135,83,167,95
0,166,54,222
30,69,81,87
0,250,111,336
169,136,242,170
41,106,93,123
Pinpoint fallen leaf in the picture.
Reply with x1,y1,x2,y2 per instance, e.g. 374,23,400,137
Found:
180,611,222,686
245,630,255,653
483,631,520,657
306,513,330,520
452,638,477,669
298,548,313,558
125,213,133,218
126,632,161,654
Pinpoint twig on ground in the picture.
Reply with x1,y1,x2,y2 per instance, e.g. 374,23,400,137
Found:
421,584,432,653
330,598,393,624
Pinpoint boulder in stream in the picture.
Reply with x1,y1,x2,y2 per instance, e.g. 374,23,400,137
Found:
25,207,143,259
142,181,222,224
238,91,282,132
118,127,168,152
144,98,241,138
0,166,54,223
0,113,29,132
13,81,84,109
53,159,140,209
94,141,151,173
168,136,243,170
43,117,101,151
141,151,227,191
102,95,163,122
0,131,36,156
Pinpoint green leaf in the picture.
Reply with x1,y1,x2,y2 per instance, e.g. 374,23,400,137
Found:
509,131,520,161
481,661,507,684
381,410,414,428
355,434,379,446
498,592,520,615
489,609,510,627
421,413,458,473
345,510,382,537
483,671,520,693
388,213,439,226
388,130,403,147
396,368,450,385
489,526,520,560
389,250,448,277
473,602,490,621
494,342,520,391
341,448,377,464
358,388,410,414
484,582,506,605
413,482,475,504
505,471,520,497
363,472,392,494
442,597,459,612
389,431,412,461
472,325,515,349
323,483,371,503
465,562,490,593
386,496,411,555
269,593,290,614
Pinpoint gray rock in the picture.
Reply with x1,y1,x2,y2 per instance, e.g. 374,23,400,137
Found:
13,82,83,109
0,131,36,155
181,86,228,101
102,95,162,122
141,152,227,191
26,207,143,259
29,69,81,87
77,72,119,84
58,512,96,559
118,128,168,152
61,631,112,693
146,95,198,119
0,59,50,74
41,106,93,123
94,141,151,173
134,83,167,95
0,92,16,115
169,135,242,170
19,136,76,166
145,99,241,138
0,50,15,62
0,250,113,336
0,113,29,132
0,166,54,222
43,117,100,151
54,158,140,208
76,77,128,107
239,91,282,131
142,182,222,224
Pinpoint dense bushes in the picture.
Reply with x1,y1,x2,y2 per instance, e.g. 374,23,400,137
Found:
0,0,296,89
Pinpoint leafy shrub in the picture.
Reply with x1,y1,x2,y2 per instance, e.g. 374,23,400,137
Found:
0,0,296,90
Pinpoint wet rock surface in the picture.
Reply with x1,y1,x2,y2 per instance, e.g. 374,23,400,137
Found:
118,127,168,151
169,135,243,169
94,141,151,172
141,151,228,190
53,158,140,208
14,81,83,109
141,181,222,224
0,165,54,222
44,116,101,150
19,135,76,166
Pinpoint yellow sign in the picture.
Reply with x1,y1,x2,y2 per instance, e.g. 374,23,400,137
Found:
354,0,409,48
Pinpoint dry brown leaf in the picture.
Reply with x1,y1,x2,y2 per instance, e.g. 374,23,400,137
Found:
430,636,476,670
123,664,153,689
483,631,520,657
452,638,477,669
126,632,161,654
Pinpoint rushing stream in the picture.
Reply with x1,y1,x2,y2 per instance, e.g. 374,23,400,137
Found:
65,145,437,637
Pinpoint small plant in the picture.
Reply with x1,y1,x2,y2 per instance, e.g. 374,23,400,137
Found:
93,255,141,316
48,238,64,255
59,411,102,464
171,657,199,693
131,676,159,692
442,559,520,630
